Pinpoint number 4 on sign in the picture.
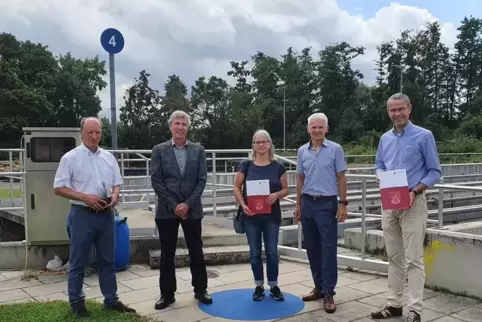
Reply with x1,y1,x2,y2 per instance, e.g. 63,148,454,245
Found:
100,28,124,54
109,36,116,47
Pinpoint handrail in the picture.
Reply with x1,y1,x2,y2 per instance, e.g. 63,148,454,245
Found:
276,155,297,166
434,184,482,192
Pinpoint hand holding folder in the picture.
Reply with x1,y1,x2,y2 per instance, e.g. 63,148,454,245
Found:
245,179,272,214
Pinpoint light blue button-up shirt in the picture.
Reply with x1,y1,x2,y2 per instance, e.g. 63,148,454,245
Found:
375,121,442,190
297,139,347,196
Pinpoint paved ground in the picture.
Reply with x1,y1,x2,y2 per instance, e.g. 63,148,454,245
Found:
1,261,481,322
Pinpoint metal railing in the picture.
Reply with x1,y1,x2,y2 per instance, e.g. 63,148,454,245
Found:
2,147,482,272
274,154,482,272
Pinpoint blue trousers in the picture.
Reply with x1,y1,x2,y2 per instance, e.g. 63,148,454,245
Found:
301,195,338,295
244,216,280,287
66,205,118,307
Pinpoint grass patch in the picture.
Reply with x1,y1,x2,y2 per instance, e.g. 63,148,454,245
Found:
0,187,21,200
0,300,155,322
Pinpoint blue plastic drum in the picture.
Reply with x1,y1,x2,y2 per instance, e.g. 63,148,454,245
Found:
114,216,130,271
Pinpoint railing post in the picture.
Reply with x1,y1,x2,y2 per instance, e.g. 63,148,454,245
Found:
297,220,302,250
120,152,125,203
361,176,367,260
212,152,217,217
8,151,14,205
146,159,150,203
438,178,444,229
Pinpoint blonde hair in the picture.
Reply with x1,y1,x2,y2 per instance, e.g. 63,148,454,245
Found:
249,129,276,161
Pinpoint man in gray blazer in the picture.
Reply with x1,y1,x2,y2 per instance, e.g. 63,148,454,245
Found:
150,110,212,310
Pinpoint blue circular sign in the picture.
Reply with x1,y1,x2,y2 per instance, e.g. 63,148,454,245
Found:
100,28,124,54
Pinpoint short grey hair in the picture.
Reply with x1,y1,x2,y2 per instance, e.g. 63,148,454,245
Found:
80,117,102,130
249,129,276,162
307,112,329,128
168,110,191,127
387,93,411,107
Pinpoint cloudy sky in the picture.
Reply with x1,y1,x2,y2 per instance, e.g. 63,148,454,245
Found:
0,0,477,119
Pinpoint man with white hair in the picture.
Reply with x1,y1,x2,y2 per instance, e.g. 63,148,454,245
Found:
371,93,441,322
295,112,348,314
150,110,212,310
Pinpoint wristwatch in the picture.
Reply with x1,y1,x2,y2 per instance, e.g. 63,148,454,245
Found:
339,200,349,206
411,189,423,196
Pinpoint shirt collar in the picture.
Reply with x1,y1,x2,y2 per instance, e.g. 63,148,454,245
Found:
391,121,414,136
80,143,101,155
308,138,329,150
171,139,189,148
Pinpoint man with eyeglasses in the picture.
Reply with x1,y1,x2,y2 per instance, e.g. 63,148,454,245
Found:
371,93,441,322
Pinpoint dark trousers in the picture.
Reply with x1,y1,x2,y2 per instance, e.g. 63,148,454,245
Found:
244,217,280,286
155,218,208,296
301,195,338,295
66,205,118,307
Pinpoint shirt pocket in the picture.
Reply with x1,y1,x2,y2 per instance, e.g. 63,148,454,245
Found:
403,146,421,163
100,167,115,186
72,166,91,184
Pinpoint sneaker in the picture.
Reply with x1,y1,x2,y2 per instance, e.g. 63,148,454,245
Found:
269,286,284,301
407,310,421,322
252,286,265,301
371,304,403,319
105,301,136,313
71,303,90,318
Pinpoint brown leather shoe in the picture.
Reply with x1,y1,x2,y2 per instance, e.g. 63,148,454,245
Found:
324,295,336,313
301,288,323,301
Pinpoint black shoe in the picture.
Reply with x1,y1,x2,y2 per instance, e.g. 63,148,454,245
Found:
155,295,176,310
195,291,213,304
269,286,284,301
105,301,136,313
407,310,421,322
371,304,403,319
252,286,265,301
71,303,90,318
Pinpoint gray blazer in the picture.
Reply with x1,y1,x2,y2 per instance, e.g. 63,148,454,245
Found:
150,139,207,219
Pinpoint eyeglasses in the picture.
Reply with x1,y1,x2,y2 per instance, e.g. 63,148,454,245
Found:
254,141,269,145
253,140,269,145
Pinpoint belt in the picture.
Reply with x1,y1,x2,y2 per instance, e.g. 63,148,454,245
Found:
73,204,112,213
302,194,337,201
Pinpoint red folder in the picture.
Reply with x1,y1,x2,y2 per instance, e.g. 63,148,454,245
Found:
380,186,410,210
247,195,271,215
378,169,411,210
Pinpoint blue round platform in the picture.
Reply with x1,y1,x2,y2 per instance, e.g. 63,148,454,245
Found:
198,288,305,320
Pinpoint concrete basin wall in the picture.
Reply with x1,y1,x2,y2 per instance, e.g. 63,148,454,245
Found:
343,222,482,299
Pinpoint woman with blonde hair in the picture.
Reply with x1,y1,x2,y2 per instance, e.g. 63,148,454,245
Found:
233,129,289,301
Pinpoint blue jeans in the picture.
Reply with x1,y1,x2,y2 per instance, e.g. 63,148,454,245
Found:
301,195,338,295
244,216,280,287
66,205,119,307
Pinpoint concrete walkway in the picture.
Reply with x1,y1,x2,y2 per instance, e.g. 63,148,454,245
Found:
0,261,481,321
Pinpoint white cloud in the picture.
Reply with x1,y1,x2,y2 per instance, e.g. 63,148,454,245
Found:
0,0,460,118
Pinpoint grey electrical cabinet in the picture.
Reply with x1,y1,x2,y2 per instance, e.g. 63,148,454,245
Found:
23,127,81,245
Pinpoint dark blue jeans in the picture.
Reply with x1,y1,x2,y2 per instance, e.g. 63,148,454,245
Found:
244,216,280,287
301,195,338,295
66,205,118,307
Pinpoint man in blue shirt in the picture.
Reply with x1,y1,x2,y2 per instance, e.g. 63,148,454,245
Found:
371,93,441,322
295,112,348,314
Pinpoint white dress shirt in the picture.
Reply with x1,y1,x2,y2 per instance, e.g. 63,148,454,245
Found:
53,144,123,206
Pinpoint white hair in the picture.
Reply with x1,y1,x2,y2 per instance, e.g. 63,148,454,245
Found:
168,110,191,127
307,112,329,128
249,129,276,162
